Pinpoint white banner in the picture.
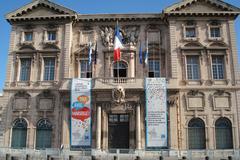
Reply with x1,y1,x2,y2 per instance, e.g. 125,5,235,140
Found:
71,78,91,148
145,78,167,148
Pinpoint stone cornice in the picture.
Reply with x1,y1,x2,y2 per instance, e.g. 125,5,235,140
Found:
77,13,164,22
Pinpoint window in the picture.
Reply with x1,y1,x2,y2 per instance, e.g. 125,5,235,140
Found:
215,118,233,149
212,55,224,79
113,61,127,78
80,60,92,78
44,58,55,81
210,27,221,38
36,119,52,149
185,27,196,38
188,118,206,149
186,56,200,80
11,118,27,149
20,58,31,81
148,60,160,77
47,31,56,41
24,32,33,41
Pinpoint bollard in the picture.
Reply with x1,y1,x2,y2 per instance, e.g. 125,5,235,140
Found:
114,155,117,160
26,154,30,160
69,155,73,160
136,156,141,160
228,156,232,160
6,154,10,160
205,156,209,160
159,156,163,160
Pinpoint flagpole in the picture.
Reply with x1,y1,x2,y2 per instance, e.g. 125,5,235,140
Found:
117,20,120,84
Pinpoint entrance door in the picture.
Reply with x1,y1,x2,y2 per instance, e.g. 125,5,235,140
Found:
108,114,129,149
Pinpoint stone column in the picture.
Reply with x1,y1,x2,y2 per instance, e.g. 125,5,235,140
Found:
96,106,102,150
130,52,135,78
136,104,141,149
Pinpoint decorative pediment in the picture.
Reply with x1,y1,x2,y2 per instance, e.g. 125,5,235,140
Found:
6,0,76,21
164,0,240,15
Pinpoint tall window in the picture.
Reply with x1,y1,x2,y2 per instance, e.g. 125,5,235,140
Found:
47,31,56,41
24,32,33,41
215,118,233,149
212,55,224,79
36,119,52,149
113,61,127,78
148,60,160,77
186,56,200,80
188,118,206,149
44,58,55,81
11,118,27,149
80,60,92,78
20,58,31,81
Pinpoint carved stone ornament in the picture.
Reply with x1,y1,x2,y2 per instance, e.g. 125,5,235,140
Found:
100,26,114,47
100,25,140,47
112,86,125,104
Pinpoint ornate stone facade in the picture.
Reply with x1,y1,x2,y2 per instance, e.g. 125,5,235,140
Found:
0,0,240,158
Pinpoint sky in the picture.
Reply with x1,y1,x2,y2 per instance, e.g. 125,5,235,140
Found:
0,0,239,92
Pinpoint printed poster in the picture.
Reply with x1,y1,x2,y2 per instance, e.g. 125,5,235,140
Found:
145,78,167,148
71,78,91,148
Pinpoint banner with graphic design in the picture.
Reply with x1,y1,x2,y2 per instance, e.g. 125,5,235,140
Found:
71,78,91,148
145,78,167,148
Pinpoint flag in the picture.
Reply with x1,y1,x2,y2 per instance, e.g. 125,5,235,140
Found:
139,41,143,64
144,38,148,65
114,24,123,62
94,42,97,65
88,41,92,65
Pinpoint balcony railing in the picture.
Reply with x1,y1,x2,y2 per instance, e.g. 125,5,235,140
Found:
0,148,239,160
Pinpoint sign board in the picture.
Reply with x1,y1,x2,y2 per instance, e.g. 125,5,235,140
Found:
71,78,91,148
145,78,167,148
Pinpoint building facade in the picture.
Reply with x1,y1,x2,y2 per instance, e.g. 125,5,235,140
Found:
0,0,240,159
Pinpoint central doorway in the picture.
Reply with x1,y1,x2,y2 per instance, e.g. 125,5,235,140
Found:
108,114,129,149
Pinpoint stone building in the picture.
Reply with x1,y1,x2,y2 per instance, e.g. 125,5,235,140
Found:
0,0,240,159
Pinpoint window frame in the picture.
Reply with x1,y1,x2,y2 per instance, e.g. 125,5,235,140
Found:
182,22,198,41
19,57,32,82
35,119,52,150
185,55,201,80
188,118,206,150
148,59,160,78
79,59,92,78
211,55,225,80
11,118,28,149
43,57,56,81
208,22,223,41
215,117,233,149
44,29,58,43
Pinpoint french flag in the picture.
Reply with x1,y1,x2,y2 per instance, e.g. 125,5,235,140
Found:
114,25,123,62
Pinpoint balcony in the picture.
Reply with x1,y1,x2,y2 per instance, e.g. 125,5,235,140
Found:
60,78,144,91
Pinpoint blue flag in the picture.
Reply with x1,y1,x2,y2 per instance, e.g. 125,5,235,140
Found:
139,41,143,64
88,41,92,65
144,38,148,65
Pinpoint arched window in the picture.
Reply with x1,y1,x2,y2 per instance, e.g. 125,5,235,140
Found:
215,117,233,149
36,119,52,149
188,118,206,149
11,118,27,148
113,61,128,78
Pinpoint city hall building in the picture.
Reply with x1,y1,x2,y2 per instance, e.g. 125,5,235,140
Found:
0,0,240,159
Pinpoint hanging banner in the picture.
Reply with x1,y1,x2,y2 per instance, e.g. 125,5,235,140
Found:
145,78,167,148
71,78,91,148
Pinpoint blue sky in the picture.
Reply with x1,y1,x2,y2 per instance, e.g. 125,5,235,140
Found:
0,0,239,92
